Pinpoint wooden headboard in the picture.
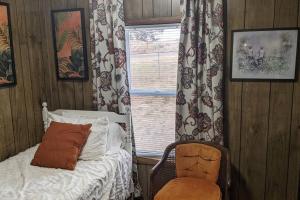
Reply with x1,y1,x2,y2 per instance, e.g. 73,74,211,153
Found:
42,102,132,153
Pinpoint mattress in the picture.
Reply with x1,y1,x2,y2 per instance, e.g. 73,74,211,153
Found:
0,145,133,200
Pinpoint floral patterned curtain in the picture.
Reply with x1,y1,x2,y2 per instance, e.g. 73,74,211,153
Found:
176,0,224,144
89,0,141,197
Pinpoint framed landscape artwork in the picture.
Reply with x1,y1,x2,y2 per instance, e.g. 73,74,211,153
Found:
231,28,299,80
51,8,88,80
0,2,16,87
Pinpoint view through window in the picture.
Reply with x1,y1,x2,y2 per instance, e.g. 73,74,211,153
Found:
126,24,180,154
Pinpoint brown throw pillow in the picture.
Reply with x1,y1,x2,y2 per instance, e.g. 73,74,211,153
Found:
31,121,92,170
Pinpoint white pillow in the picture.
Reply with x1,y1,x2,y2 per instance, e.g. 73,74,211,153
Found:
47,112,109,160
62,112,126,154
106,122,127,155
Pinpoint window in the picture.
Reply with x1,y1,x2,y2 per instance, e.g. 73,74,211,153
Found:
126,24,180,155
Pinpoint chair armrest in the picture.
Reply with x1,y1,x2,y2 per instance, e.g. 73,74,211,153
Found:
223,148,231,200
149,143,177,200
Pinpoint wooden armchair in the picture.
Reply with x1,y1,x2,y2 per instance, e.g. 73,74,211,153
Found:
149,140,231,200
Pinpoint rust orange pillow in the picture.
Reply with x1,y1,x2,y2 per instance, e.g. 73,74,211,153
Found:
31,121,92,170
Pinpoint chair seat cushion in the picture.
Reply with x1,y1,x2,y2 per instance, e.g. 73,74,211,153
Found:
154,177,221,200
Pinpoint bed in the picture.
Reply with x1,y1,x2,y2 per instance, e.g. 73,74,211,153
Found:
0,103,134,200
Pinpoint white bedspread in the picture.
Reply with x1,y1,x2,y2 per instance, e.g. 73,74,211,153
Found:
0,145,133,200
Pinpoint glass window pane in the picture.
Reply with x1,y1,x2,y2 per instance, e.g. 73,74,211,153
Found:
126,25,180,154
128,26,180,93
131,96,176,152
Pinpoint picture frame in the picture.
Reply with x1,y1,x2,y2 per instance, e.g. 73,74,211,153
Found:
0,2,16,88
231,28,299,81
51,8,88,80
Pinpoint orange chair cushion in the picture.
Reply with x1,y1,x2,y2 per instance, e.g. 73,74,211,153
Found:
176,143,221,183
154,177,221,200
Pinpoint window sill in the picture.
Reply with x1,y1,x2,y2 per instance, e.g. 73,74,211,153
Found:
137,156,160,165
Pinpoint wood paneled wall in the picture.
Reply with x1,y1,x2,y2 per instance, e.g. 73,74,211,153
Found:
0,0,299,199
0,0,93,161
137,161,157,200
0,0,46,160
124,0,180,20
226,0,300,200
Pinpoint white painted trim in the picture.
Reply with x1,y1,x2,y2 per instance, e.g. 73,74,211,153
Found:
42,102,49,132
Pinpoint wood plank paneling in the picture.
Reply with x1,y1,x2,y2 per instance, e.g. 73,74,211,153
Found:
124,0,143,20
138,163,156,200
171,0,180,17
286,2,300,199
153,0,172,17
125,0,180,20
226,0,299,199
143,0,154,18
74,82,84,110
0,89,15,160
14,0,37,148
24,0,46,143
239,0,274,199
8,0,30,153
265,0,298,199
57,77,76,110
226,0,245,199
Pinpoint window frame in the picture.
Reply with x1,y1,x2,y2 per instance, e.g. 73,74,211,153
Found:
125,23,180,156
